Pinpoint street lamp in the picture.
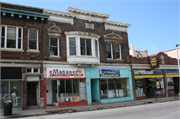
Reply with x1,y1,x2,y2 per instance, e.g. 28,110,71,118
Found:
176,44,180,95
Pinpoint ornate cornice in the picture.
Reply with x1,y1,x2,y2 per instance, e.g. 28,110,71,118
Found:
43,9,74,18
65,31,100,39
105,20,131,27
104,31,123,40
67,7,110,19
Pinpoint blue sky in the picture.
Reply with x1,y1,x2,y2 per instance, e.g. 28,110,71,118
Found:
1,0,179,55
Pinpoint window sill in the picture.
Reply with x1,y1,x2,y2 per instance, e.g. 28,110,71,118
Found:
27,50,40,53
107,58,123,61
0,48,24,52
68,56,99,58
49,56,61,58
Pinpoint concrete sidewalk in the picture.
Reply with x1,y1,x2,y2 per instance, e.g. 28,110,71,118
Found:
0,97,179,118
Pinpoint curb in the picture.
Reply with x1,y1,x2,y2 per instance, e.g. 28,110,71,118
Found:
0,99,178,118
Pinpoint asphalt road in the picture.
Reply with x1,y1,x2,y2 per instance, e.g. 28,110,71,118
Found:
21,100,180,119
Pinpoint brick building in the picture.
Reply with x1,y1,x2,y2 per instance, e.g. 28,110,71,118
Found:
131,52,179,100
42,7,134,108
0,2,49,110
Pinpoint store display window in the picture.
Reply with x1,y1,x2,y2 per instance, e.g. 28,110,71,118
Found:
100,78,130,99
1,81,22,109
135,79,145,97
166,77,174,93
156,78,165,95
58,79,86,103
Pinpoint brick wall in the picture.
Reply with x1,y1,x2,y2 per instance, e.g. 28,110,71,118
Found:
43,18,131,64
1,3,43,13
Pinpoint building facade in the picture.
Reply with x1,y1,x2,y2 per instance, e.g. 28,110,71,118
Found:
42,7,134,108
0,2,49,110
131,52,179,100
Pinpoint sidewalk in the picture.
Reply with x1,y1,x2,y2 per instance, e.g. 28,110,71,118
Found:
0,97,178,118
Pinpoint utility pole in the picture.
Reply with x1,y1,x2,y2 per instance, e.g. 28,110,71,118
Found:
176,44,180,96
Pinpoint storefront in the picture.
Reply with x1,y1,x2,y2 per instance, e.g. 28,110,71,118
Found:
43,67,88,109
134,69,165,99
86,68,134,105
1,67,23,110
165,69,179,96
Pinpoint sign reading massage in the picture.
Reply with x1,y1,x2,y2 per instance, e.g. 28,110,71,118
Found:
149,57,159,69
99,69,120,77
47,68,85,78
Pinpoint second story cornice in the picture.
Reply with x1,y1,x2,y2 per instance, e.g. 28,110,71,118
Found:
65,31,100,39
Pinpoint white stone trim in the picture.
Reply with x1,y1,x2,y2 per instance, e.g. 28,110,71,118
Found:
67,7,110,19
48,15,74,25
105,24,128,32
65,31,100,39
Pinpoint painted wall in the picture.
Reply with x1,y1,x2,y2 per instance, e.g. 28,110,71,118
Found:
91,79,100,102
86,68,134,105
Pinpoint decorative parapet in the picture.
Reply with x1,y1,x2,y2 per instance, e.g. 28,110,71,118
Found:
105,20,131,27
43,9,74,18
67,7,110,19
65,31,100,39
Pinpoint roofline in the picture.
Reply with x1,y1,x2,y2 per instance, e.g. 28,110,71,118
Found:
164,48,180,53
0,2,43,10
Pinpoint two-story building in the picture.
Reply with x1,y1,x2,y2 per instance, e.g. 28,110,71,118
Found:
0,2,49,110
42,7,134,109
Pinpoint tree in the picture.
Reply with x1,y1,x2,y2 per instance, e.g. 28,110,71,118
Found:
149,78,157,101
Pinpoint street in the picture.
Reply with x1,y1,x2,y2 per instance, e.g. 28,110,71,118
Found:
20,100,180,119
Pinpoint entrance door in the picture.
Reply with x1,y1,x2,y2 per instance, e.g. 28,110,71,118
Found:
52,80,57,103
27,83,37,106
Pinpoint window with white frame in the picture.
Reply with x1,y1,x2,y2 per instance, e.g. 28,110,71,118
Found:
95,40,98,57
1,25,23,49
106,43,112,59
50,37,59,56
115,44,122,59
28,29,38,50
69,38,76,56
80,38,92,56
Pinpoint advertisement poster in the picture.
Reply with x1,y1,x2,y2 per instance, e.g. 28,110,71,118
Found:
99,69,120,77
149,57,159,69
156,82,160,88
79,81,86,101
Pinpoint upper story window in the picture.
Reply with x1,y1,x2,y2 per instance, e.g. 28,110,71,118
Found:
80,38,91,56
104,31,123,60
28,29,38,50
1,25,23,49
106,43,112,59
27,68,39,73
50,37,59,56
115,44,122,59
65,31,100,64
95,40,98,57
69,37,76,55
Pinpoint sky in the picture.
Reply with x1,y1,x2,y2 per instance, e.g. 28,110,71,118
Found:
1,0,179,55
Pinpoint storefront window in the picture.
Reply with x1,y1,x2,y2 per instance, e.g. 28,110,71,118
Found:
135,79,144,97
58,79,86,103
100,78,130,99
166,77,174,93
156,78,165,95
1,81,22,109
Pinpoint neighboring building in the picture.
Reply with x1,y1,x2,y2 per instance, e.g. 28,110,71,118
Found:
129,44,148,58
131,52,179,100
164,48,180,59
0,2,49,110
42,7,133,108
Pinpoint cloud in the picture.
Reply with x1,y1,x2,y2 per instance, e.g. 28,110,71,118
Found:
151,47,155,50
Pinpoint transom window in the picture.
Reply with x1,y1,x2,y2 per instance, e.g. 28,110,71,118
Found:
28,29,38,50
80,38,91,56
50,37,59,56
1,25,23,49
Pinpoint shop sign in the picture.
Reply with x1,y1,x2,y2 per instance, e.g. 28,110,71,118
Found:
165,69,179,75
149,57,159,69
46,68,85,78
99,69,120,77
134,70,162,75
